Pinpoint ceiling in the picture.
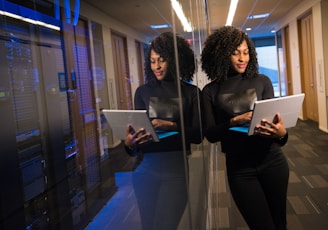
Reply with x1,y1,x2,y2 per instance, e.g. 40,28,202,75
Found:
82,0,302,40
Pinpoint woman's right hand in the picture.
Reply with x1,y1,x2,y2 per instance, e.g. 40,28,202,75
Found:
124,125,153,148
151,119,177,131
230,111,253,126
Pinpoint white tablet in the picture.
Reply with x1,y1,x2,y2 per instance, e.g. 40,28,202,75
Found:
102,109,159,142
229,93,305,135
102,109,179,142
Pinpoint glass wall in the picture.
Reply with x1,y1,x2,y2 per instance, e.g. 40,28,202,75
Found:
0,0,210,229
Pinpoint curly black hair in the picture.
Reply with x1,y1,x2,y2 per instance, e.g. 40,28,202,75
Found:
201,26,258,83
144,32,195,84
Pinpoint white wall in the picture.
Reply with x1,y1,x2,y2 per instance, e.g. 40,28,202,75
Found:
313,2,328,132
321,0,328,130
127,37,142,107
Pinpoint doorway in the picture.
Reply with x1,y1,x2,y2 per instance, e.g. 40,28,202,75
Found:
298,12,318,122
111,32,133,110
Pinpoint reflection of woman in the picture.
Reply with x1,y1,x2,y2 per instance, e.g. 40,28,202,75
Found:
201,26,289,230
124,32,202,230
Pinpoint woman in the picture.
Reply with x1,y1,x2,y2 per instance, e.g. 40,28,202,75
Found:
201,26,289,230
124,31,202,230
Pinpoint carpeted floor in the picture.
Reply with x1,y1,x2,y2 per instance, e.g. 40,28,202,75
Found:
86,119,328,230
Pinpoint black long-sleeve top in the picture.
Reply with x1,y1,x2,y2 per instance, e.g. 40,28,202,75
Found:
134,79,202,153
202,73,287,158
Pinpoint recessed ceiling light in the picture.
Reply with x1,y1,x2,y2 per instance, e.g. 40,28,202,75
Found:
248,13,270,19
246,27,252,31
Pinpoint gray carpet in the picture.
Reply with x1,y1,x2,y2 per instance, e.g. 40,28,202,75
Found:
86,119,328,230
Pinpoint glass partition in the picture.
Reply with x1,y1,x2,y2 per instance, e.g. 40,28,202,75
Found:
0,0,211,229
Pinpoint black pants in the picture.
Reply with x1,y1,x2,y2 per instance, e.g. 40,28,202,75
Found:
132,151,188,230
226,151,289,230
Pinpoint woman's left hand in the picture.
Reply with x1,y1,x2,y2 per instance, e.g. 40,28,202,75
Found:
254,113,287,139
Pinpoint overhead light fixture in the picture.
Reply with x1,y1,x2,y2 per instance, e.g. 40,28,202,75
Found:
246,27,252,31
0,10,60,31
226,0,239,26
171,0,192,32
150,24,171,29
248,13,270,19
